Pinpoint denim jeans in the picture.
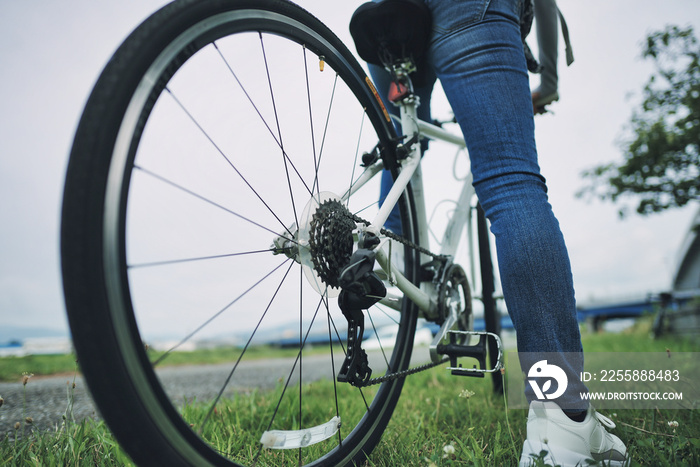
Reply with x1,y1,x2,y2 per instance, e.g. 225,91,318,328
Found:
371,0,586,409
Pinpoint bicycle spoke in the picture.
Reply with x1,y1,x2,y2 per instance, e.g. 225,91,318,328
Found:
371,303,402,327
198,261,296,433
133,165,288,241
212,40,314,200
325,303,344,444
164,84,296,238
353,198,382,218
347,111,366,210
252,293,328,462
151,258,291,366
310,70,341,200
298,271,304,465
302,46,320,200
259,34,301,232
366,310,391,369
128,249,273,269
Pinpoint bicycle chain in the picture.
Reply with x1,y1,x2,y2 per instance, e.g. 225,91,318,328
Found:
349,212,446,262
364,357,451,386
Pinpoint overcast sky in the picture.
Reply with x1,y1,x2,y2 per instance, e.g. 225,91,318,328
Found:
0,0,698,334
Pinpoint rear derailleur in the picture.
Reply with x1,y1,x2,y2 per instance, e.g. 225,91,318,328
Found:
336,236,386,387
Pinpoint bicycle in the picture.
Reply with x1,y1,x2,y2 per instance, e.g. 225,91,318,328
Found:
60,0,506,465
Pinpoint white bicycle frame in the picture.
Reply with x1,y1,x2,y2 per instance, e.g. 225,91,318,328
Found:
341,88,479,322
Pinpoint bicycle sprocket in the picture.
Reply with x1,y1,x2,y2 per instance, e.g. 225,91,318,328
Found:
308,199,356,288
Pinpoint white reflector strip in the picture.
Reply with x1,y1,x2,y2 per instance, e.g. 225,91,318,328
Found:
260,416,341,449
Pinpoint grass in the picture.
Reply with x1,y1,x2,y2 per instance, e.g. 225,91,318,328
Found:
0,420,133,466
0,353,79,383
0,345,310,383
1,317,698,466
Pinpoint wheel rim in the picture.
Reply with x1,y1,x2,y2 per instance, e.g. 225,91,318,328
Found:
96,5,416,466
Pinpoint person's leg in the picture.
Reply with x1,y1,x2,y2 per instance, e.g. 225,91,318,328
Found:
425,0,584,408
424,1,626,463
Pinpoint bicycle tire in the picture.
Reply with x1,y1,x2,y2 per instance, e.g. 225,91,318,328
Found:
476,204,504,394
61,0,420,465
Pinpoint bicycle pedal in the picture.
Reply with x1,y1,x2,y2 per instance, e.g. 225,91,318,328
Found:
437,330,503,377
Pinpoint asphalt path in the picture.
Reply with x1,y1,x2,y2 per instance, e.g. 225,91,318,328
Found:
0,348,436,439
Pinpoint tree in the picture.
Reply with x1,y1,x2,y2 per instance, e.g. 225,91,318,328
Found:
579,25,699,216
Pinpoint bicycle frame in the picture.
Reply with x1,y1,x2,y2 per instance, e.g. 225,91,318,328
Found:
342,82,479,322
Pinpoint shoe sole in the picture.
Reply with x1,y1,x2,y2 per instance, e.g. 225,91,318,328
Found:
519,440,626,467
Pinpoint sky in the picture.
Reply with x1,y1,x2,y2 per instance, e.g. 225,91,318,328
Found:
0,0,698,335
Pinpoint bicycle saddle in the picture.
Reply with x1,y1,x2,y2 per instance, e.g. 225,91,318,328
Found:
350,0,432,68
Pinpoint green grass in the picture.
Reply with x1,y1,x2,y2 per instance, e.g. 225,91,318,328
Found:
0,420,133,466
0,353,79,382
0,345,310,383
1,317,698,466
580,315,700,353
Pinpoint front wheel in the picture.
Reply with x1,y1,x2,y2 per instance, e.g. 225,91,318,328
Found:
60,1,420,465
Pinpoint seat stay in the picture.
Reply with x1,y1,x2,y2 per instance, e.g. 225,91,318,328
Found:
358,69,484,322
340,159,385,204
371,149,421,231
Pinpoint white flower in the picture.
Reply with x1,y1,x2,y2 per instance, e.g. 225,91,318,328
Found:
442,443,456,458
458,389,475,399
668,420,679,429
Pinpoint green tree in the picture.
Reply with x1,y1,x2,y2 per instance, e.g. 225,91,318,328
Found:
579,25,699,216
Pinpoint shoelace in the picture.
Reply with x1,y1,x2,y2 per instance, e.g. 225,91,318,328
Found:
594,411,616,429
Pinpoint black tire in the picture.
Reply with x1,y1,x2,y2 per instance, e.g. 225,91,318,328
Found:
476,204,503,394
61,0,419,465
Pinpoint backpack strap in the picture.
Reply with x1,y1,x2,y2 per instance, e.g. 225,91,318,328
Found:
521,0,575,73
558,7,574,66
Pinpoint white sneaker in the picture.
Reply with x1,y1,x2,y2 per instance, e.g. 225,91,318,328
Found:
519,401,627,467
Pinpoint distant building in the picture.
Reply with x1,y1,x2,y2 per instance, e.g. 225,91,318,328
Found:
665,206,700,340
672,207,700,292
23,337,73,355
0,341,24,357
0,337,73,357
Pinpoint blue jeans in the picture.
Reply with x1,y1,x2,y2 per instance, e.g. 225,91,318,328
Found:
372,0,586,409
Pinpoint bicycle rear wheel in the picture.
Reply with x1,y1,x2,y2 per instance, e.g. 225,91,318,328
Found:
60,0,420,465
